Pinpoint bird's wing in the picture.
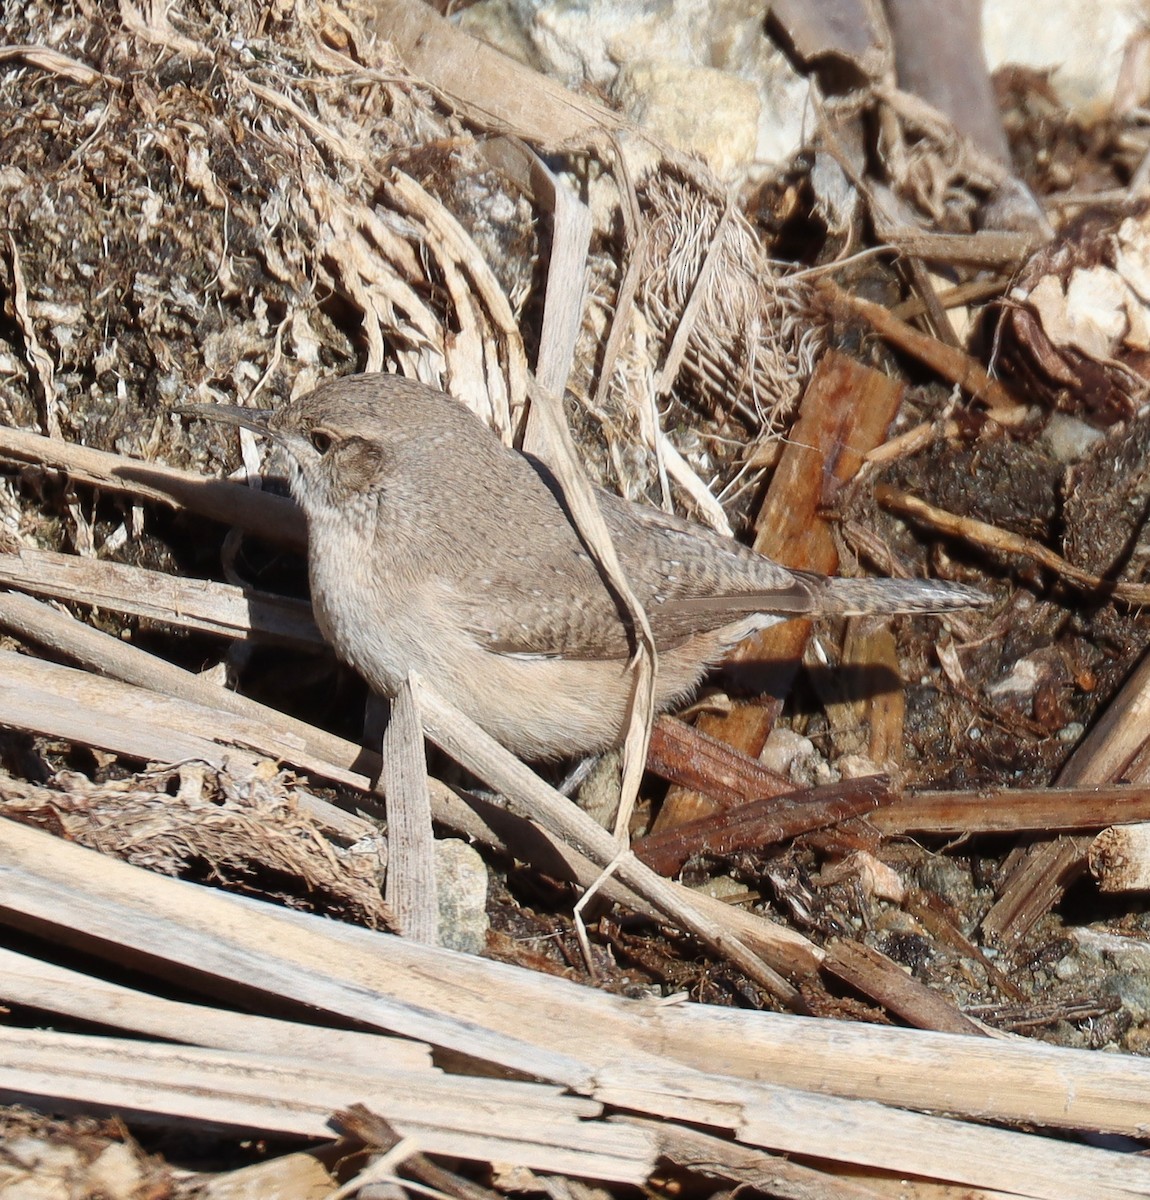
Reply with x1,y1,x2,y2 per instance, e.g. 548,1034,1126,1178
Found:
451,537,640,660
452,492,820,660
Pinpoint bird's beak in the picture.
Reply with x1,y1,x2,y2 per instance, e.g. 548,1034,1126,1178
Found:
174,403,275,436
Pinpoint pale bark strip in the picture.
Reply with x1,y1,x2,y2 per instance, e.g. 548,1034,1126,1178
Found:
0,1027,652,1183
3,817,1150,1140
382,677,438,944
0,946,431,1071
0,422,303,549
0,545,321,645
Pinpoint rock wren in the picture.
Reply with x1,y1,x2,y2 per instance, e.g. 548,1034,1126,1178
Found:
186,373,986,758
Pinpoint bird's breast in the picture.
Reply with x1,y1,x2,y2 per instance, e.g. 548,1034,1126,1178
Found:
306,516,463,696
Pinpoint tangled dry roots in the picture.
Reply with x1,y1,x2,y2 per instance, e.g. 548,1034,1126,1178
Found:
639,171,821,432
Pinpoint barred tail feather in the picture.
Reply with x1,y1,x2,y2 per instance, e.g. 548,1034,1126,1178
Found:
657,575,990,621
815,575,990,616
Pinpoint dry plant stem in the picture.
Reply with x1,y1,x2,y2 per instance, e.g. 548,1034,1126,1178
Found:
0,591,378,791
0,646,368,794
0,422,305,551
411,677,800,1006
244,79,363,166
514,146,592,402
119,0,208,59
326,1151,413,1200
0,545,322,646
659,433,732,534
968,997,1119,1036
381,677,438,945
0,946,431,1071
903,255,960,348
1105,736,1150,785
656,350,906,831
653,198,735,396
597,1064,1148,1200
632,776,889,876
865,416,962,466
646,715,792,806
638,1119,897,1200
520,380,657,845
11,1017,1141,1200
0,1025,648,1182
6,818,1150,1140
335,1105,503,1200
980,838,1090,950
857,626,905,765
5,829,1147,1198
0,43,116,85
821,622,906,767
872,227,1042,269
387,170,527,430
891,276,1009,321
822,939,986,1036
0,816,593,1086
871,783,1150,834
1057,646,1150,787
373,0,625,151
820,280,1027,424
594,149,648,418
7,235,60,439
878,485,1150,604
903,889,1026,1002
1051,186,1150,210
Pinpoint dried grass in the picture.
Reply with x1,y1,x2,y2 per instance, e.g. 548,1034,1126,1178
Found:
0,760,391,928
639,170,822,433
0,0,526,468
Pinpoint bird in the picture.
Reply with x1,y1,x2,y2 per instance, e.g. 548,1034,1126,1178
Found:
184,373,987,759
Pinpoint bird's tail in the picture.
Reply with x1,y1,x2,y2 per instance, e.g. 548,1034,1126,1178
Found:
658,574,990,621
811,574,990,616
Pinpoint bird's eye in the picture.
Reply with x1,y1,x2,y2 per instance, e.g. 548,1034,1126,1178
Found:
309,429,333,454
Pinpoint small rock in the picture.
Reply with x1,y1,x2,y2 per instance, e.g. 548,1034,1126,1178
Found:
1055,953,1081,981
916,855,975,912
837,753,884,780
760,727,816,778
435,838,490,956
457,0,809,171
1043,412,1106,462
576,746,625,831
693,873,751,900
612,62,760,178
1107,970,1150,1024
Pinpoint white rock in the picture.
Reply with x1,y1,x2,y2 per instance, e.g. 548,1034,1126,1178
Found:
457,0,809,173
435,837,490,956
1042,412,1105,462
983,0,1143,114
611,62,760,178
760,726,816,777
